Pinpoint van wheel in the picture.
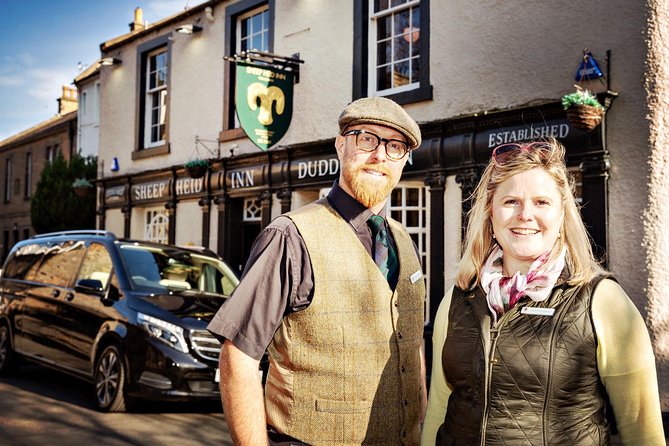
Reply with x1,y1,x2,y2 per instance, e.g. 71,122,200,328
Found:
0,324,18,375
94,345,134,412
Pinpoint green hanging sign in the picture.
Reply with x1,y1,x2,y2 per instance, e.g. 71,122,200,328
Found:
235,61,294,151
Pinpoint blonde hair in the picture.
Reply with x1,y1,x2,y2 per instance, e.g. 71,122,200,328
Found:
455,139,605,290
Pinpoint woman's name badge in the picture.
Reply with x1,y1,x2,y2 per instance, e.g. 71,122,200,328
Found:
520,307,556,317
410,270,422,284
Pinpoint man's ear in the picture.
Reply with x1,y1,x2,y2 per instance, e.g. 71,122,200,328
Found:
335,134,345,156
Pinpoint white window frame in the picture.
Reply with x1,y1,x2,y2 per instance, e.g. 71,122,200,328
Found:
144,47,168,149
243,198,262,222
389,181,429,322
237,5,270,53
145,208,169,244
368,0,421,96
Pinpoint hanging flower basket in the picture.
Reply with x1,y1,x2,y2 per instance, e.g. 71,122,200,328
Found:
71,178,94,197
562,88,605,132
565,104,604,131
184,160,210,179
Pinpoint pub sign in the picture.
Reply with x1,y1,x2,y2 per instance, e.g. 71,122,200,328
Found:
235,61,294,151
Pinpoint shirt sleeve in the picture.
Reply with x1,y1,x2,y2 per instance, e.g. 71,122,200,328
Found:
206,216,312,360
592,279,665,445
421,287,454,446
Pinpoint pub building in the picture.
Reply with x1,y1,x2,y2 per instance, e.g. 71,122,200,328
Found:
97,98,611,356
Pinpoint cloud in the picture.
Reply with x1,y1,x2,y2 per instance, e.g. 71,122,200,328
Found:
26,67,77,102
0,75,23,87
146,0,207,21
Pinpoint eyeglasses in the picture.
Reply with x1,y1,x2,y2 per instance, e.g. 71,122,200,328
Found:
491,142,553,165
342,129,410,161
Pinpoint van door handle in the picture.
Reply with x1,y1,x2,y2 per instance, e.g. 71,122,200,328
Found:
51,289,60,298
64,292,74,301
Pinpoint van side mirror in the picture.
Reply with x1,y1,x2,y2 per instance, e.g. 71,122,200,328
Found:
75,279,104,295
102,283,121,305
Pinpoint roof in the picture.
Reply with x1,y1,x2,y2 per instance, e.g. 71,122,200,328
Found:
0,110,77,150
100,0,223,53
74,61,101,85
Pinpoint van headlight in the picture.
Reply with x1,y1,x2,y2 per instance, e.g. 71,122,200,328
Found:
138,312,188,353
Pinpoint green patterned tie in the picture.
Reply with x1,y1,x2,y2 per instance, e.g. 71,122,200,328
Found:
367,215,399,288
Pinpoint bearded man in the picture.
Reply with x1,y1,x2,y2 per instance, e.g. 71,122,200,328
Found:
208,97,426,446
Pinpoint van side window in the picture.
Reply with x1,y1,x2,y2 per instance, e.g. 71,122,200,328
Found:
35,241,86,287
2,243,44,281
76,242,113,289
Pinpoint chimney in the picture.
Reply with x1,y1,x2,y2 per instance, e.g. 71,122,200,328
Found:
129,7,145,32
58,85,78,115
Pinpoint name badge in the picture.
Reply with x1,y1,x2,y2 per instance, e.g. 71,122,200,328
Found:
410,270,422,284
520,307,555,317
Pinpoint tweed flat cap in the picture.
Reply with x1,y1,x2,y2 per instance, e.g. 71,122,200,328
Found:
338,97,422,149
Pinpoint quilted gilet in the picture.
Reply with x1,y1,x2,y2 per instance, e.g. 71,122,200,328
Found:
436,276,611,446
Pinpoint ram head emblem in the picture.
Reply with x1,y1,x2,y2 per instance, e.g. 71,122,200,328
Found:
246,83,285,126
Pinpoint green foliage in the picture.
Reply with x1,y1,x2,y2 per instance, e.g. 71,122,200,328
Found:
31,154,98,234
561,89,604,110
184,159,210,169
72,178,94,188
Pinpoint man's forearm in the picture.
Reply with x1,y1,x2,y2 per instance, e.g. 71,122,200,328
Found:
219,340,268,446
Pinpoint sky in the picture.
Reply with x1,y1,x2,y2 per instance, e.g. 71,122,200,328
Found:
0,0,207,141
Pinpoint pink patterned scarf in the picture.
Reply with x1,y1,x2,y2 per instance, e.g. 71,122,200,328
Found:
481,246,566,323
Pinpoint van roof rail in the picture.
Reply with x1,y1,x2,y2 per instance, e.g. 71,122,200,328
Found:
31,230,117,240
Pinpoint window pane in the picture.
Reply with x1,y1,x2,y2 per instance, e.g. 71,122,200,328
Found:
377,40,391,65
406,210,419,228
375,0,389,12
406,187,419,206
377,65,392,90
378,15,392,39
35,241,86,287
394,61,410,87
76,243,113,289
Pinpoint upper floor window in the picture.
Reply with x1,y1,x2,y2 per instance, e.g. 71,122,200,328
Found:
4,157,11,203
223,0,274,133
238,6,269,52
354,0,432,105
46,144,59,162
24,152,32,198
144,47,168,149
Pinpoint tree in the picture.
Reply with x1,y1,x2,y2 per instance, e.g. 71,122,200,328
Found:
31,154,98,234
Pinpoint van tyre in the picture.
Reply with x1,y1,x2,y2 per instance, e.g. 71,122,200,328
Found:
0,324,18,375
94,345,134,412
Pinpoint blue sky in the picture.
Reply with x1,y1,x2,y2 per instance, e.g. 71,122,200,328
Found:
0,0,206,141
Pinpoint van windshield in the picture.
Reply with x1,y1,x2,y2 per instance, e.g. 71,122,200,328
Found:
119,244,239,296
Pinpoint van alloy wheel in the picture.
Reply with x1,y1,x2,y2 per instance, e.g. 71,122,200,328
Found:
94,345,132,412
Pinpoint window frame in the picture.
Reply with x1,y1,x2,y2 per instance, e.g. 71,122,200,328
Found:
24,152,32,199
221,0,275,137
353,0,432,105
4,157,12,203
134,35,171,158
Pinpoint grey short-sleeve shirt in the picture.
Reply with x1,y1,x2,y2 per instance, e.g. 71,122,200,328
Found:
207,181,395,360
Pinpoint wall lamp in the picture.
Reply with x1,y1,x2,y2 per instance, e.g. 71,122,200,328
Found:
175,24,202,35
100,57,122,66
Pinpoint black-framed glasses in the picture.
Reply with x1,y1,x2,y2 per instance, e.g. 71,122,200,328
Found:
491,142,553,165
342,129,410,161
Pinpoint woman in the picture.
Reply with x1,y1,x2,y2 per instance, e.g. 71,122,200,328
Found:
422,140,664,445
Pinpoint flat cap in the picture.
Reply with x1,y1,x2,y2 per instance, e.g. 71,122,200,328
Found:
338,97,422,149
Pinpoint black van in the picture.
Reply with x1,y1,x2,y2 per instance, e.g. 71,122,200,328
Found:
0,230,238,412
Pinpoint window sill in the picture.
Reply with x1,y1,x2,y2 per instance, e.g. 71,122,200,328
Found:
219,128,247,142
383,84,433,106
132,143,170,160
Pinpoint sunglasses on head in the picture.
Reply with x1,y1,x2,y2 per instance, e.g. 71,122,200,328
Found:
491,142,553,165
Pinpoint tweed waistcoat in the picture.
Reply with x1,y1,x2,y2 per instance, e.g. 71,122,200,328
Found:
437,276,611,446
265,199,425,446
